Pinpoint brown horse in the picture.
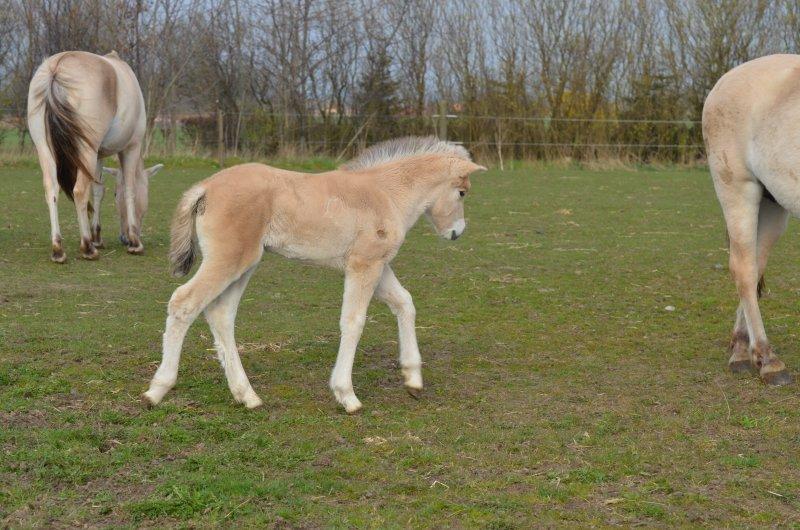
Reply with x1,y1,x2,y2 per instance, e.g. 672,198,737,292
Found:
27,50,162,262
703,54,799,386
144,137,486,412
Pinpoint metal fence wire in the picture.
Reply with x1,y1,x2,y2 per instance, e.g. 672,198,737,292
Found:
0,109,705,162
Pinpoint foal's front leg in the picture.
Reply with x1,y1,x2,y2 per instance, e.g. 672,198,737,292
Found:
330,262,385,413
375,266,423,396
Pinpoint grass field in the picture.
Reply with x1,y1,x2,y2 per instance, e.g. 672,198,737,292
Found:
2,161,800,528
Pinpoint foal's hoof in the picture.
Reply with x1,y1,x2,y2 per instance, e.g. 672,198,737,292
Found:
51,250,67,264
762,369,794,386
93,239,105,249
729,360,754,374
340,396,363,414
141,392,159,408
405,385,423,400
127,244,144,255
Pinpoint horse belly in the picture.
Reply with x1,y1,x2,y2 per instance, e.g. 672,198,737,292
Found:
749,123,800,217
267,240,346,269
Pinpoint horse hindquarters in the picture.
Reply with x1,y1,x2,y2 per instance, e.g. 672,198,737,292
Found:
705,92,794,385
145,188,267,406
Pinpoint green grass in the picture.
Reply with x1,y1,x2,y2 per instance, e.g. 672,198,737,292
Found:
2,163,800,527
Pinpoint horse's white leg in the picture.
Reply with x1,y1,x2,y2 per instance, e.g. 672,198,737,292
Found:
74,153,99,260
143,263,238,406
119,145,144,254
91,160,105,248
722,181,792,385
330,263,384,413
729,197,789,372
205,267,263,409
35,144,65,263
375,266,423,396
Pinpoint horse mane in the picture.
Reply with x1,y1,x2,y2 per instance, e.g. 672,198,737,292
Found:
341,136,471,171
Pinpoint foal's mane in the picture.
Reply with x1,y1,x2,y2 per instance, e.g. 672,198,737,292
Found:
341,136,471,171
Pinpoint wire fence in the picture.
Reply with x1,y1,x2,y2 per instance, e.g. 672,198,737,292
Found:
0,108,706,163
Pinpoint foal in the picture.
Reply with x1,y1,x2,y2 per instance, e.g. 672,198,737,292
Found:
704,54,800,385
144,137,486,412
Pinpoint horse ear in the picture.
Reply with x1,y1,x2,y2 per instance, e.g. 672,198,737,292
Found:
101,167,121,178
453,159,487,177
145,164,164,179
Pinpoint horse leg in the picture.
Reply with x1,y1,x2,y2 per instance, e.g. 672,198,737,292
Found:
375,266,423,397
723,182,793,385
119,144,144,254
74,153,99,260
91,160,105,248
35,145,65,263
143,261,241,406
729,197,789,373
205,266,263,409
330,262,385,413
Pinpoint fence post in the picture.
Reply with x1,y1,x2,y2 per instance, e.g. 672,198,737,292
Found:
437,101,448,140
216,103,225,167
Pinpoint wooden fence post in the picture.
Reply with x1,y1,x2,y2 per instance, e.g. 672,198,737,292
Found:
437,101,448,140
216,103,225,167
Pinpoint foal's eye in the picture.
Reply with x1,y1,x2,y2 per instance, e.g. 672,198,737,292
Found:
459,190,466,197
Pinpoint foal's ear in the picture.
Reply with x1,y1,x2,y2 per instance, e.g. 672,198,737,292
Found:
453,159,488,177
145,164,164,179
102,167,121,179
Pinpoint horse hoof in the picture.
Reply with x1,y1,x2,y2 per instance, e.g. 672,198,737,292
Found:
119,234,130,246
141,392,158,408
762,369,794,386
405,385,423,399
81,249,99,260
729,360,754,374
93,240,105,249
127,244,144,255
51,251,66,264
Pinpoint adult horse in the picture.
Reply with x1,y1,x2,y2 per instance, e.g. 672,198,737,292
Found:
27,50,162,262
144,137,486,412
703,54,800,386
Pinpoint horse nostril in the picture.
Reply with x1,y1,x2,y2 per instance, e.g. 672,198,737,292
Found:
450,230,458,240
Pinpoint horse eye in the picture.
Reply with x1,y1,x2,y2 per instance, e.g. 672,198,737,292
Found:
459,190,466,197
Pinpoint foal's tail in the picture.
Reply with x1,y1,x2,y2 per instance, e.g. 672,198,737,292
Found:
169,186,207,277
36,64,93,201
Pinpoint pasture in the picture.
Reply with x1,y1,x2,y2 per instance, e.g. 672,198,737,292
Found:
1,161,799,527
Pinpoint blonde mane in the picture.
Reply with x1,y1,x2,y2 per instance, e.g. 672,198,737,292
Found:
341,136,471,171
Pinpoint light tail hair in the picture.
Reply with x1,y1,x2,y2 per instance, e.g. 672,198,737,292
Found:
169,186,206,277
42,70,93,201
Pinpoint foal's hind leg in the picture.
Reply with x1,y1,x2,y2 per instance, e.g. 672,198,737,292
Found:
143,263,239,406
723,183,793,385
375,266,423,397
205,267,263,409
729,197,789,373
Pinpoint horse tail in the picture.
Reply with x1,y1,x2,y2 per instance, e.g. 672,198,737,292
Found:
41,67,93,202
169,185,207,277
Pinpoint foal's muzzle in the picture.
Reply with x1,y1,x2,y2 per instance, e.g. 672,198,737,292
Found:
443,219,466,241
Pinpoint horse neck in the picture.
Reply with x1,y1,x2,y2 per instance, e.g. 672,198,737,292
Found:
371,156,448,231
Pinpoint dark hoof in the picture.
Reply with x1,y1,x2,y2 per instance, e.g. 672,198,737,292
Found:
405,386,423,400
762,369,794,386
729,360,754,374
119,234,130,246
51,250,66,264
141,393,155,409
93,239,105,249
